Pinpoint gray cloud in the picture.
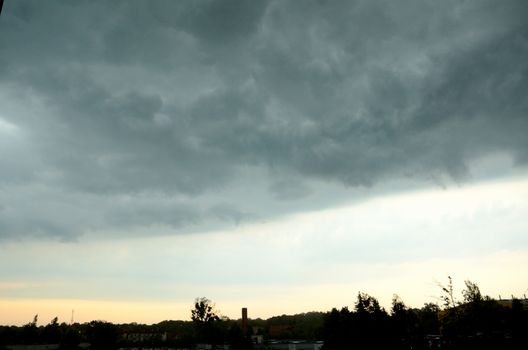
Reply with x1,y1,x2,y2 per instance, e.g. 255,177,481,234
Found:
1,0,527,240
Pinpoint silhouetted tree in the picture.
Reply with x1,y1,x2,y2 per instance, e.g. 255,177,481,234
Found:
191,297,220,323
390,295,415,349
437,277,520,349
41,317,61,343
511,298,528,349
438,276,457,309
191,297,224,345
322,307,352,350
353,292,390,349
417,303,440,335
61,323,82,349
21,314,39,344
86,321,119,350
462,280,482,303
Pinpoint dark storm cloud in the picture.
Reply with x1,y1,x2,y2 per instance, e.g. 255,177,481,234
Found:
0,0,527,240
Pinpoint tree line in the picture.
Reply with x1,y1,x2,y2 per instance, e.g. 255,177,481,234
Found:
1,279,527,349
322,278,527,349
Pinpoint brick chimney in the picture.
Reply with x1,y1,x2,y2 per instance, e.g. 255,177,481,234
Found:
242,307,248,335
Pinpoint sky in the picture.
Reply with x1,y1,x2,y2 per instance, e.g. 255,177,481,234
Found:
1,0,528,325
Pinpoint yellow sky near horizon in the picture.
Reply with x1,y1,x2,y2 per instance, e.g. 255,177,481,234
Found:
2,248,527,326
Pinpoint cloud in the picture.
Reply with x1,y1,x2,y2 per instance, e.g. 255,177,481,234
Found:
0,0,527,240
1,177,527,315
